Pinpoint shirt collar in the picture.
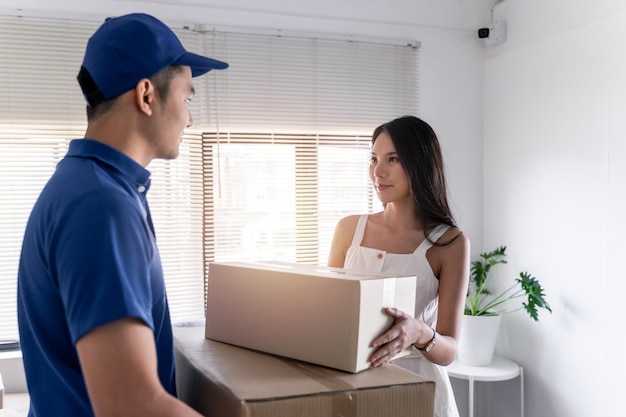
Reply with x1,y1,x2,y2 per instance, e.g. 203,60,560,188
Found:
66,139,151,192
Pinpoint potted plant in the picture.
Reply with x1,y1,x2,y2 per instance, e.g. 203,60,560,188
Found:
457,246,552,365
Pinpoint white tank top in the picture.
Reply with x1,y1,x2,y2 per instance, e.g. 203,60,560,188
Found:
342,214,460,417
343,214,450,327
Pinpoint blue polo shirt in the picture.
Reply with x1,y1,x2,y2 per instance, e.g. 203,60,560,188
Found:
17,139,175,417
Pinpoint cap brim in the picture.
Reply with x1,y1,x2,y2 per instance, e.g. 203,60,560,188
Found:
175,51,229,77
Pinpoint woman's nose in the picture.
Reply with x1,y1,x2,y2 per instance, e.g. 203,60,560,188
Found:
373,163,385,177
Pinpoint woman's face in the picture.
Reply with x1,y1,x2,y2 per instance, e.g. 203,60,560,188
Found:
369,131,410,205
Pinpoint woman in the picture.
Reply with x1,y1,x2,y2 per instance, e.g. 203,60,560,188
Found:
328,115,469,417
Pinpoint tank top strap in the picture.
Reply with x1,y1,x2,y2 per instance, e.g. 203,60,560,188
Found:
350,214,369,247
414,223,452,254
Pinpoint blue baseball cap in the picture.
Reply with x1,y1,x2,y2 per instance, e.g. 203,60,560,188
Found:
79,13,228,105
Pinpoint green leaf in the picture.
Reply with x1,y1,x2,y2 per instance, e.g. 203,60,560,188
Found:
516,271,552,322
465,246,552,321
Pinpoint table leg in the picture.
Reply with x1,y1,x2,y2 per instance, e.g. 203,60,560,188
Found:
519,366,524,417
468,375,474,417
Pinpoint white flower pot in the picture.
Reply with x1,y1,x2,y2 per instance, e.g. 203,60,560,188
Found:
457,314,502,366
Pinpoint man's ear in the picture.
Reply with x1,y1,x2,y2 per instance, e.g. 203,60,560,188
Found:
135,79,155,116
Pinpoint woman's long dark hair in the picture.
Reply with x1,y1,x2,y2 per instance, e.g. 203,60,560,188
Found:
373,115,457,243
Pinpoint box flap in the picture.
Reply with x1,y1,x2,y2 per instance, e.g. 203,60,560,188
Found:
212,260,413,281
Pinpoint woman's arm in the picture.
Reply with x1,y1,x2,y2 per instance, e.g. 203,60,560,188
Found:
427,229,470,365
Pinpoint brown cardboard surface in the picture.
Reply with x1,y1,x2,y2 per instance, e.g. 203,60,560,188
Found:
174,327,435,417
0,372,4,409
205,261,416,373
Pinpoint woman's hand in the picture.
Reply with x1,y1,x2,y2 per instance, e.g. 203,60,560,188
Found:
369,307,422,368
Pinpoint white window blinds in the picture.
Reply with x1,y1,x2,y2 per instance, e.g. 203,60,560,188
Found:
0,15,418,341
0,16,92,341
192,30,419,132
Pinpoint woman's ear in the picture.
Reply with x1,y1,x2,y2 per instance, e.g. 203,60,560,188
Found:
135,79,154,116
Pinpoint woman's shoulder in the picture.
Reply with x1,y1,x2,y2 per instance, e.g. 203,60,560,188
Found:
439,224,468,243
336,214,365,228
427,225,469,277
433,225,470,256
333,214,369,242
328,214,368,267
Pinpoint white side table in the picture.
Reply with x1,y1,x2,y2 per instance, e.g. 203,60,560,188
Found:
447,356,523,417
0,350,27,394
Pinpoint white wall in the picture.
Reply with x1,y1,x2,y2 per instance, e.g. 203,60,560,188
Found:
1,0,490,33
483,1,626,416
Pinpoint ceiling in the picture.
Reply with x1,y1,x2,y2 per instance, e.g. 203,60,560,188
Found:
0,0,492,31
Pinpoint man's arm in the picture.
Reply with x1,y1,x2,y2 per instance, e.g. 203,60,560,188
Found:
76,317,202,417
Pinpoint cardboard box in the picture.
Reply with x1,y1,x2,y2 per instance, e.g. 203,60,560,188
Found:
175,326,435,417
205,261,416,373
0,371,3,409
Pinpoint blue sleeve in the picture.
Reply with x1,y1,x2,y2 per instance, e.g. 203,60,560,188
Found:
51,189,156,343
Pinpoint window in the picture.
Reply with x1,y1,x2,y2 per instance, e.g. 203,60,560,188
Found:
0,15,418,340
202,133,381,266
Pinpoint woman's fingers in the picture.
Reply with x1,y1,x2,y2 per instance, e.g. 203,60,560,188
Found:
369,308,421,367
